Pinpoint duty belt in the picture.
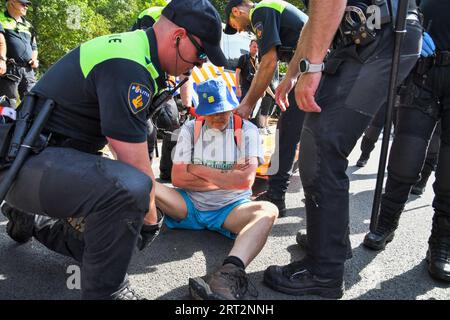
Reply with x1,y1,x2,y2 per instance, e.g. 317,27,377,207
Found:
335,0,418,48
46,131,102,155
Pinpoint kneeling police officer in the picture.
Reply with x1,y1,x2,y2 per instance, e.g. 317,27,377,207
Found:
0,0,226,299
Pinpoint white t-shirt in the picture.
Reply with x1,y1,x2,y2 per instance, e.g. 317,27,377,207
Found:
173,115,264,211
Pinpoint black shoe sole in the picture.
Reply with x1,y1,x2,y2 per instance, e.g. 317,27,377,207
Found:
363,232,395,251
410,188,424,196
189,277,227,300
263,276,344,299
356,162,366,167
428,266,450,283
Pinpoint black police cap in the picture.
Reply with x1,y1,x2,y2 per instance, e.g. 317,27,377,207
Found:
224,0,244,35
162,0,227,67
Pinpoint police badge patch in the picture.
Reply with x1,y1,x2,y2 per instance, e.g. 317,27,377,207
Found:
128,83,151,114
254,22,264,39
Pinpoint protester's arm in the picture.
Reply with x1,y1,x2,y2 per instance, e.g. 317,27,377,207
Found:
171,163,221,191
276,0,346,112
188,157,258,190
237,48,277,118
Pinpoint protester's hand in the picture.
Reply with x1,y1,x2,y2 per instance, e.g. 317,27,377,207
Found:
275,76,297,112
421,32,436,57
29,58,39,69
0,60,6,76
236,103,252,119
137,208,164,251
236,87,242,98
295,72,322,113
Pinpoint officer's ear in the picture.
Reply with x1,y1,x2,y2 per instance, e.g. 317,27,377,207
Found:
231,7,241,17
173,29,186,46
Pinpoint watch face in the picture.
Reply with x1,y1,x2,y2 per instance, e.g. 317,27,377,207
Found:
300,60,308,73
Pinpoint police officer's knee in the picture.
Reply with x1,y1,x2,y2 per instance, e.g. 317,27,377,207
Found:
388,134,429,184
124,173,152,214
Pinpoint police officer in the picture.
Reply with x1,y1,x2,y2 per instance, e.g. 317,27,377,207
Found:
356,101,440,196
132,3,194,181
131,6,164,31
0,0,37,102
224,0,308,217
263,0,421,298
364,0,450,283
0,0,226,299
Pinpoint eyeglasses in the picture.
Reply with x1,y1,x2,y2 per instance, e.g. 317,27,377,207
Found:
186,33,208,62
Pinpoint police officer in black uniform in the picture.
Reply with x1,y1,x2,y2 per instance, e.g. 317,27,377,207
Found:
356,99,440,196
131,3,194,182
263,0,421,298
364,0,450,283
0,0,37,102
224,0,308,217
131,6,164,31
0,0,226,299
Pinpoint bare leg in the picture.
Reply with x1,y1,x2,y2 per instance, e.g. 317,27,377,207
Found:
222,201,278,266
154,182,188,220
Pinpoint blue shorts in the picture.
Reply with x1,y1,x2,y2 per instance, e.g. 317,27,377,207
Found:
164,189,250,239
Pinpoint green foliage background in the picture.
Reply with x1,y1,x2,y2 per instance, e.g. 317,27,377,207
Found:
2,0,305,74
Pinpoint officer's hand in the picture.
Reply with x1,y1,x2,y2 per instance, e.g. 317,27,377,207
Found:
137,208,164,251
295,72,322,113
275,76,297,112
236,103,252,119
236,87,242,98
29,59,39,69
421,32,436,57
0,60,6,76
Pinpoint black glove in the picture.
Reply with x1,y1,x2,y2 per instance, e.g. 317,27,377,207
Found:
136,208,164,251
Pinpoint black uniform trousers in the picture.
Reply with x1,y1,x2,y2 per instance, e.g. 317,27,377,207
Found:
380,62,450,229
2,146,152,299
298,19,422,278
266,90,305,199
0,64,36,101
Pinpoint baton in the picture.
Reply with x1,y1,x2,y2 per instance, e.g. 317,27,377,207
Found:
370,0,410,232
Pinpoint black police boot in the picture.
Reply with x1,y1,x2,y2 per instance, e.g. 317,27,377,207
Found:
264,259,344,299
1,203,35,244
356,152,370,167
363,210,401,251
296,231,353,260
255,191,286,217
411,167,433,196
426,215,450,282
112,285,146,300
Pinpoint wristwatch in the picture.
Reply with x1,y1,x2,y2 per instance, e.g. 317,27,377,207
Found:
299,58,324,74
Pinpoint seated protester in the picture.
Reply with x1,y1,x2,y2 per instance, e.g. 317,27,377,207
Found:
154,78,278,300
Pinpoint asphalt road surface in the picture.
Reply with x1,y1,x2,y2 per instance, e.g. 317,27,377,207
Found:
1,132,449,300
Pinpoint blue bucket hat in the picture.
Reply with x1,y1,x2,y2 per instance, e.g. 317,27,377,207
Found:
195,78,239,116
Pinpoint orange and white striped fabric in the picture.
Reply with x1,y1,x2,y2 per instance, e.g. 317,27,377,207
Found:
191,62,237,93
